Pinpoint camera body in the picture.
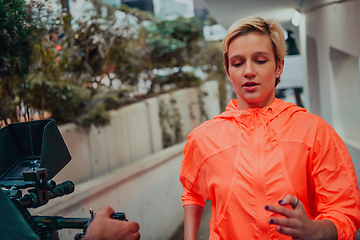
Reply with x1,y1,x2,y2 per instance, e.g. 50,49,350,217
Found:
0,119,126,240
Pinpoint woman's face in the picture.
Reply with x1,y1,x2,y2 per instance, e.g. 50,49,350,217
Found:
227,32,284,110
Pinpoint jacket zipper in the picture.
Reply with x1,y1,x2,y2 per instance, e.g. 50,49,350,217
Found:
255,124,268,239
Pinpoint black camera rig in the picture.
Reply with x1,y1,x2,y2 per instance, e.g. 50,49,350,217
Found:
0,119,126,240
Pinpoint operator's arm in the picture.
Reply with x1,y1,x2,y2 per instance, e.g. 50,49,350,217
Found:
184,204,204,240
83,206,140,240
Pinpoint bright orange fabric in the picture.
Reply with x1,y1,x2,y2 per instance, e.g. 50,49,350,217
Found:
179,98,360,240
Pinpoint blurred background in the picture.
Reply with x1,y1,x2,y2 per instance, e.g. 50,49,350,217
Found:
1,0,360,239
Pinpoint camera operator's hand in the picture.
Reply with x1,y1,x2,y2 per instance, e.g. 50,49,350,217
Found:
83,206,140,240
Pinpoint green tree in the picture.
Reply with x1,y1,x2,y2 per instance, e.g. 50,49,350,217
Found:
191,40,228,111
24,39,92,124
0,1,228,128
0,0,37,123
49,8,145,126
203,14,218,26
145,17,201,69
140,16,203,94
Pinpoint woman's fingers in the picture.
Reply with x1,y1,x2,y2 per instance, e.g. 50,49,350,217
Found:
268,211,297,227
266,204,294,218
278,194,300,209
265,195,308,238
265,195,337,240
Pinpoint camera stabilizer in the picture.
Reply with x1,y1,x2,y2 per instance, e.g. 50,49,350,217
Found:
0,119,126,240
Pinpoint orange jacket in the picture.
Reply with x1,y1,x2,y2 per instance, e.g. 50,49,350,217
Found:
179,99,360,240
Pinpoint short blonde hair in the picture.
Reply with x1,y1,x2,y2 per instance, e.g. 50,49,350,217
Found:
222,16,286,86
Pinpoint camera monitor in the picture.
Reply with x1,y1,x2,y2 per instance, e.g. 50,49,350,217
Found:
0,119,71,188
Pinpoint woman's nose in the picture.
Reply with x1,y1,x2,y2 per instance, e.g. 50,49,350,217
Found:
244,62,256,78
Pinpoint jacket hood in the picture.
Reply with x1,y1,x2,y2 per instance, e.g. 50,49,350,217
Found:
214,98,307,125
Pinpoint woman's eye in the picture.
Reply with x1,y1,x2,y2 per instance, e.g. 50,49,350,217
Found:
232,62,243,67
256,60,267,64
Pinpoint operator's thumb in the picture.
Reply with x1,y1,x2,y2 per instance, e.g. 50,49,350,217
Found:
97,205,115,217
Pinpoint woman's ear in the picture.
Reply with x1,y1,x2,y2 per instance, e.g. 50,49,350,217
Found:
225,64,232,82
276,59,284,78
227,71,232,82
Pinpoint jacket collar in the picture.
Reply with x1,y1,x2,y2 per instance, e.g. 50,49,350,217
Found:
214,98,306,122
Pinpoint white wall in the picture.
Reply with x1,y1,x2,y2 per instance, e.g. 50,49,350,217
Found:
52,80,220,186
299,0,360,182
279,55,304,89
32,144,186,240
30,81,220,240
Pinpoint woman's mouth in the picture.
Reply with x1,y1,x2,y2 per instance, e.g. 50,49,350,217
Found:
243,82,260,91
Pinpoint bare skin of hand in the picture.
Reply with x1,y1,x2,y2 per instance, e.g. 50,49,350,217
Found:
265,194,337,240
83,205,141,240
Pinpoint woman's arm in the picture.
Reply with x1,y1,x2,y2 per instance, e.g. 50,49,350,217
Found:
184,204,204,240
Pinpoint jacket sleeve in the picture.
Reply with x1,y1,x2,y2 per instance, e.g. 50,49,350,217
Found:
311,118,360,239
179,132,207,208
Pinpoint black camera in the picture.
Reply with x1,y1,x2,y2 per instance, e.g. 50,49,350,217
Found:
0,119,126,239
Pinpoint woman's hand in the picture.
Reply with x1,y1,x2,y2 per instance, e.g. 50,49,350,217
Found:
265,195,337,240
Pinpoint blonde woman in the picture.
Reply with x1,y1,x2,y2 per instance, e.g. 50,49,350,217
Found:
179,16,360,240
